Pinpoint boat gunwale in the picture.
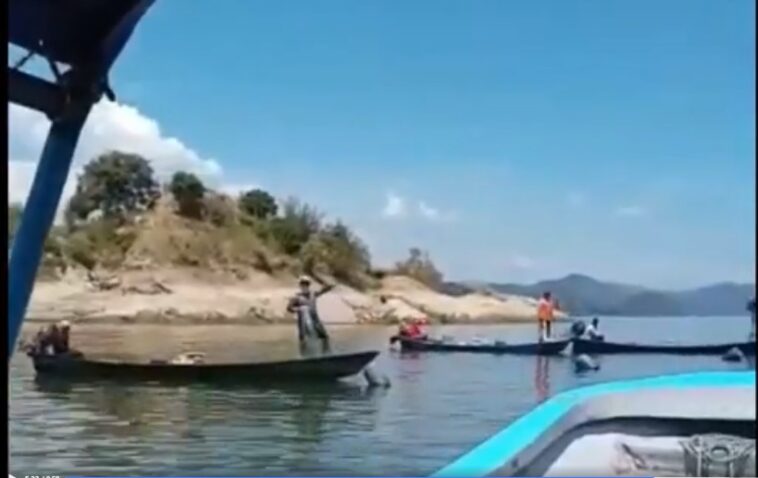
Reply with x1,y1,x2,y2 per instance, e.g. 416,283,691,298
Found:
392,336,571,355
31,349,380,369
572,337,757,355
29,349,381,383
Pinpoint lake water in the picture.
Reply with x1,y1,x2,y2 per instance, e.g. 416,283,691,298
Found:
9,316,755,476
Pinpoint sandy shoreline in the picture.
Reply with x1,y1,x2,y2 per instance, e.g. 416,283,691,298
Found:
23,313,544,326
26,269,560,327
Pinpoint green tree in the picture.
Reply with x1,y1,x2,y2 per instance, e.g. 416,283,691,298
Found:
394,247,443,288
302,220,371,287
8,203,23,244
170,171,206,219
239,188,278,219
66,151,161,224
269,198,322,255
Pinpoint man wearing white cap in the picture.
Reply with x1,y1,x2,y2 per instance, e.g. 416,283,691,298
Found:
55,320,71,354
287,275,335,354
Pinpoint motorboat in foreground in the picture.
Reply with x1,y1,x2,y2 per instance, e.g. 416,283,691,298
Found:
434,371,755,477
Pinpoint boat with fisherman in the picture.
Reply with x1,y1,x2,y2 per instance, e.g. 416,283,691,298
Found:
7,0,383,386
390,312,755,358
569,306,756,356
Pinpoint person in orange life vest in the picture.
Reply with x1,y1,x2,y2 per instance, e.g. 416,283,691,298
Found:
537,292,557,340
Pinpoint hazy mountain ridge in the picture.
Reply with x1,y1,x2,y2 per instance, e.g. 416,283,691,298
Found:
475,274,754,316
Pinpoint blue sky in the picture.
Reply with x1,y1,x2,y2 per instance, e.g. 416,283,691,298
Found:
12,0,755,288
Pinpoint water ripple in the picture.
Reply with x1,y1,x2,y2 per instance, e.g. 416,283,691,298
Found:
11,319,754,476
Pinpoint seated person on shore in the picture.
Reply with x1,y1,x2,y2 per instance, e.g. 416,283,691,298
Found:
584,318,604,341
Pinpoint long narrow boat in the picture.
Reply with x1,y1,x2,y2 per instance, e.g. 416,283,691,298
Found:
390,336,570,356
573,338,756,356
434,371,756,477
30,350,380,383
6,5,385,386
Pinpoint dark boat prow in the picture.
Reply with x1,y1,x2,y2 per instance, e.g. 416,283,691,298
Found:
391,336,570,356
30,350,380,384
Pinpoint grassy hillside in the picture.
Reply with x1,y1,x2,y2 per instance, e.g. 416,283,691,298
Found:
10,151,446,294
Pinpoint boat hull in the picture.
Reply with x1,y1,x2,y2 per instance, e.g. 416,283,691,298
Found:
391,336,569,356
572,338,756,356
30,350,380,383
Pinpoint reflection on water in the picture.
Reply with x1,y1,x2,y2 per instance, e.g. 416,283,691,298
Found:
22,365,389,476
534,355,551,402
10,317,755,476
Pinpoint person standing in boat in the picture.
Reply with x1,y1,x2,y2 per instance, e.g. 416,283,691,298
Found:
287,275,335,355
584,317,604,341
54,320,72,354
748,298,755,340
537,291,557,341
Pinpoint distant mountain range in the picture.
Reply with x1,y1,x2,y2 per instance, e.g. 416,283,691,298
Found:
445,274,754,317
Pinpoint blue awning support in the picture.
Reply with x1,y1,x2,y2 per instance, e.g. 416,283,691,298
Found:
7,0,156,359
8,107,90,355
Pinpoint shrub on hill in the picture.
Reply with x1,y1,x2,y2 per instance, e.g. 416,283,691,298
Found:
269,198,322,255
394,247,444,289
170,171,206,219
301,221,372,289
66,151,161,226
239,189,278,219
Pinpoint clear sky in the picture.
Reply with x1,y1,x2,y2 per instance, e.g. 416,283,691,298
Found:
9,0,756,289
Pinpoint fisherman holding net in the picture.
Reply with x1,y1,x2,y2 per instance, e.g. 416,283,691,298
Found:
287,275,335,355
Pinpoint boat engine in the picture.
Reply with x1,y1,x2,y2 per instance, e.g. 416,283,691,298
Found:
570,320,587,338
722,347,746,363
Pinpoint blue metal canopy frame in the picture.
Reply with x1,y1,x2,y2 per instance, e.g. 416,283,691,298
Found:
7,0,156,359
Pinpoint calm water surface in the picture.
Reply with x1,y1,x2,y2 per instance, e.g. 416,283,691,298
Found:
10,316,755,476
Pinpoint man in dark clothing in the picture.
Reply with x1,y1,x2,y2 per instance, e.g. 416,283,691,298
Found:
25,320,72,356
287,276,335,354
